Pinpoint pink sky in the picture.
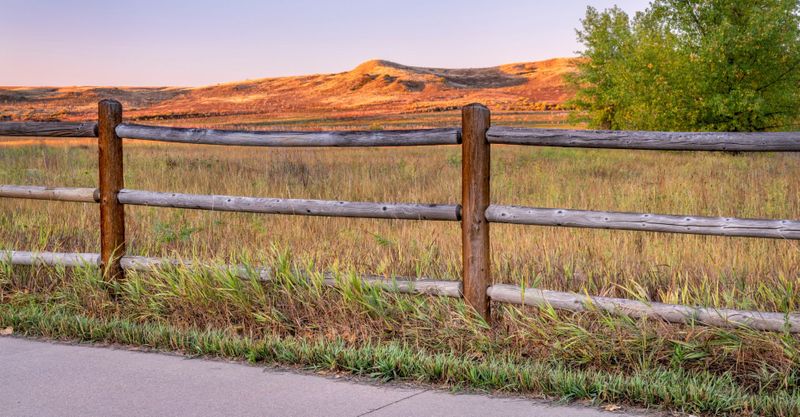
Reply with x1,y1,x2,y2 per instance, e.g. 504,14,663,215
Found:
0,0,648,86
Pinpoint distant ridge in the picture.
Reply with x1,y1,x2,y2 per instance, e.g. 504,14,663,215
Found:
0,58,577,122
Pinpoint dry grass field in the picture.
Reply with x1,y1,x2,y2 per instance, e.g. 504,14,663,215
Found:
2,59,800,416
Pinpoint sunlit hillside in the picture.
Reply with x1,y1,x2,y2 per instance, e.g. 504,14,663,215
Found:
0,58,577,125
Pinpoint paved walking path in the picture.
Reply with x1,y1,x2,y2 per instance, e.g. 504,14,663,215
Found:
0,336,651,417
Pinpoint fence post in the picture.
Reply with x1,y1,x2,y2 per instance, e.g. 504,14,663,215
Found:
461,103,491,320
98,99,126,280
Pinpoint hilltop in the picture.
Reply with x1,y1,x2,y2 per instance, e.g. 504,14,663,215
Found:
0,58,577,124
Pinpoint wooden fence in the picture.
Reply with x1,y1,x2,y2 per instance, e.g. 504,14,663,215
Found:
2,100,800,332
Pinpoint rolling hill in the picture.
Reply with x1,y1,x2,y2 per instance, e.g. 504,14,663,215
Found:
0,58,577,124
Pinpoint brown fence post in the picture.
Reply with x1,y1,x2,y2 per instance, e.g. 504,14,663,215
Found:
98,99,126,280
461,103,491,320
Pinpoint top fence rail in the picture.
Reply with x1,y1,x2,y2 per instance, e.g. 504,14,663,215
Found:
0,121,98,138
488,127,800,151
4,120,800,152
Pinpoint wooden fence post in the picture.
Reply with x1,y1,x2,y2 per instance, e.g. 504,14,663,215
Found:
98,99,126,280
461,103,491,320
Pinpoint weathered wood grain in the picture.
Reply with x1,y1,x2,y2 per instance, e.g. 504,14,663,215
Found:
488,126,800,151
117,189,460,221
461,104,492,320
2,251,100,267
116,123,460,147
351,276,461,297
98,100,126,280
487,284,800,333
0,185,98,203
485,205,800,239
0,121,97,138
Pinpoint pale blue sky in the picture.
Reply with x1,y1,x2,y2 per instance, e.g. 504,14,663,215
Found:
1,0,648,86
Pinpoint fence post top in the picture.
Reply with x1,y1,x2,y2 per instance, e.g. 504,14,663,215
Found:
98,99,122,110
462,103,489,111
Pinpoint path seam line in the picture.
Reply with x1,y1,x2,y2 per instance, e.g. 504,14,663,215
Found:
356,389,430,416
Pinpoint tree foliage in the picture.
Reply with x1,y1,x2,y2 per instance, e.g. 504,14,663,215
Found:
571,0,800,131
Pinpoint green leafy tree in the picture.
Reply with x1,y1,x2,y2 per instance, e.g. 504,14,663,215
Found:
570,0,800,131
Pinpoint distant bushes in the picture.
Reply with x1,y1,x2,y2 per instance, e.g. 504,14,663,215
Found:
570,1,800,131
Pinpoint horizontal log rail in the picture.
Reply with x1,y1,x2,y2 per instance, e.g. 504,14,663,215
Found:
0,185,460,221
486,205,800,240
4,249,798,332
1,251,462,298
0,121,98,138
5,122,799,152
3,250,100,267
488,127,800,151
116,123,461,147
487,284,800,333
120,256,462,297
0,185,98,203
118,189,460,221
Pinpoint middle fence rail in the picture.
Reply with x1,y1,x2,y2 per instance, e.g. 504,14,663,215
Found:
115,123,461,147
1,100,800,334
486,205,800,240
117,190,461,221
